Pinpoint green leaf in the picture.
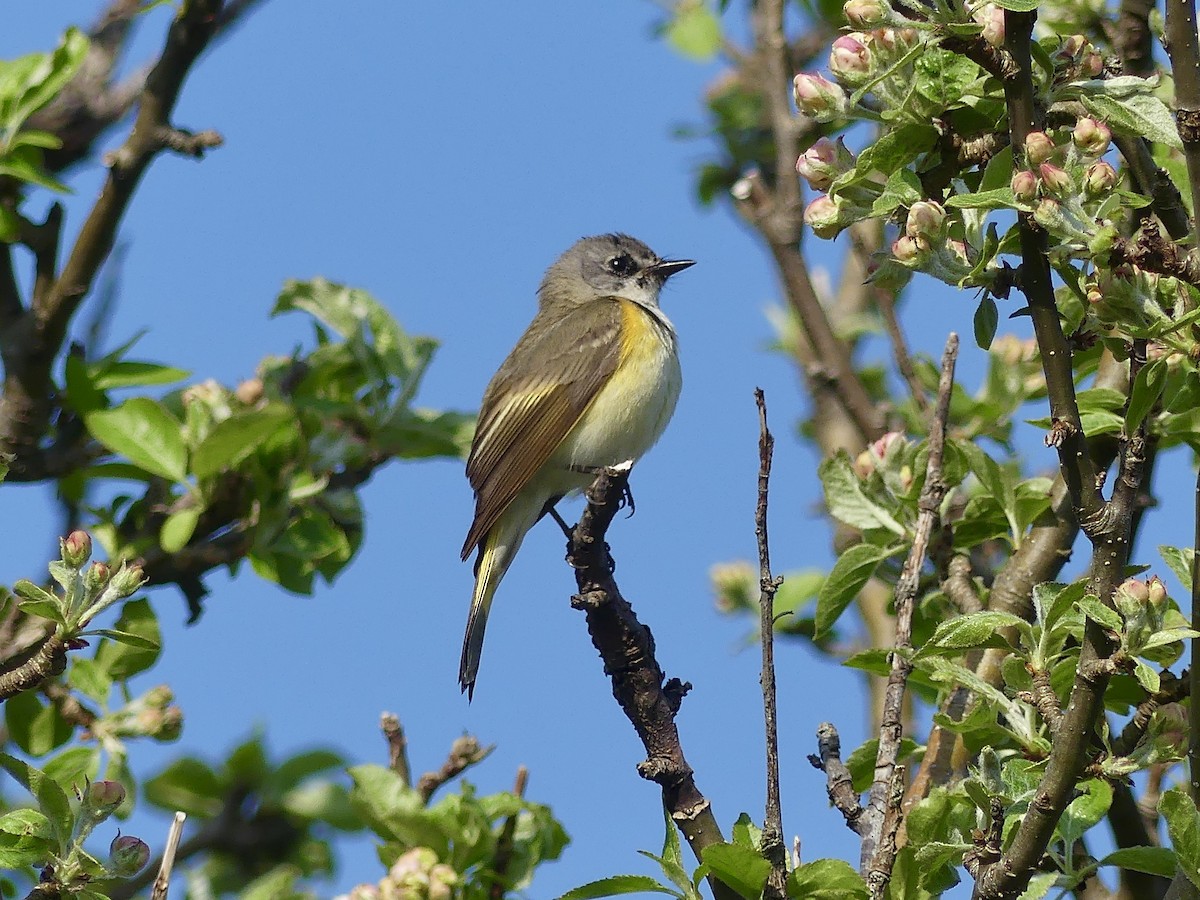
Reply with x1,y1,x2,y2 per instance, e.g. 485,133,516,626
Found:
144,757,224,818
1159,545,1194,592
557,875,681,899
989,0,1037,10
846,737,920,793
1075,90,1183,150
68,657,112,702
918,610,1028,657
1126,358,1167,435
0,753,73,851
786,858,868,899
701,842,771,899
666,1,722,61
13,579,65,626
92,360,190,390
1133,659,1161,693
4,691,72,756
1098,846,1178,878
85,398,187,483
974,296,999,349
815,542,897,639
160,505,201,553
87,628,161,651
94,599,161,679
1059,779,1112,847
1075,595,1122,632
818,452,907,535
1017,871,1059,899
1161,788,1200,889
191,405,296,479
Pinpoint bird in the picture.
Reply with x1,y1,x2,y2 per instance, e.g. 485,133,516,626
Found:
459,233,694,698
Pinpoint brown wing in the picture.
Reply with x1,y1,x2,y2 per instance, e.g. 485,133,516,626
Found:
461,299,624,559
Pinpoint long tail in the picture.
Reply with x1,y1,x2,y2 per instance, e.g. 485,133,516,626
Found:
460,531,507,700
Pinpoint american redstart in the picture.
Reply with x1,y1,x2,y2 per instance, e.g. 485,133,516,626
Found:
459,233,693,698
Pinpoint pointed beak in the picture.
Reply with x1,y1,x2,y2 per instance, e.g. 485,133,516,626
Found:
645,258,696,281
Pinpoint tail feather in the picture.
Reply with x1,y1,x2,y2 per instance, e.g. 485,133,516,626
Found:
459,539,501,700
459,492,543,699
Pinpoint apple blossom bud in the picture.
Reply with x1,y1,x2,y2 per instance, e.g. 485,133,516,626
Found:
1025,131,1055,166
905,200,945,239
844,0,888,28
1033,198,1061,229
234,378,264,406
793,73,849,121
1081,50,1103,77
804,195,842,239
1085,283,1103,304
976,3,1004,47
62,531,92,568
85,561,111,593
1011,169,1038,201
85,780,126,816
1147,575,1167,608
1120,577,1151,604
798,137,854,191
339,886,381,900
1072,117,1111,156
797,138,839,190
830,34,872,83
1084,160,1117,197
1038,162,1072,197
1058,34,1088,61
891,234,929,266
111,562,147,599
108,835,150,877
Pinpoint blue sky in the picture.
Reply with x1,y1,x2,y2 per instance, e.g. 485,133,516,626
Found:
4,3,1193,898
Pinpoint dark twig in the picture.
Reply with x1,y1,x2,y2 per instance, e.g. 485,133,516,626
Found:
1166,0,1200,245
380,712,411,787
1020,668,1064,735
568,465,739,900
862,333,957,897
415,735,494,805
877,292,928,417
0,633,68,701
942,555,982,614
488,766,528,900
754,390,787,899
807,721,864,831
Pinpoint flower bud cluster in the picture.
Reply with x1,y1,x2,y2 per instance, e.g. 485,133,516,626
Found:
335,847,459,900
1055,34,1104,80
1113,575,1172,655
106,684,184,742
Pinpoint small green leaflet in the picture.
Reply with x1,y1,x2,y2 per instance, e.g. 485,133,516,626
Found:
815,542,900,639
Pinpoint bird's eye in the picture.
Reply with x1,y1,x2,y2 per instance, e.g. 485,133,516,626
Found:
606,254,637,277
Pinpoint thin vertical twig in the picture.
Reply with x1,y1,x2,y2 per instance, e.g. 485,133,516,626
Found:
754,389,787,899
488,766,529,900
862,333,958,897
381,712,411,787
149,811,187,900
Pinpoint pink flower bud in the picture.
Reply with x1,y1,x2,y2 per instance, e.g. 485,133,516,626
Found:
108,835,150,877
844,0,888,28
830,34,872,83
62,531,92,567
1072,117,1111,156
1081,50,1103,77
1025,131,1055,166
891,234,929,265
793,73,849,121
905,200,946,239
976,3,1004,47
85,781,126,815
804,195,843,239
1011,169,1038,201
1084,160,1117,197
1147,575,1167,607
1119,577,1151,604
796,137,853,191
1038,162,1072,197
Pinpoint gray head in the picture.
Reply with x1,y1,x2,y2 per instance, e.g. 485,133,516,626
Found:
539,233,695,309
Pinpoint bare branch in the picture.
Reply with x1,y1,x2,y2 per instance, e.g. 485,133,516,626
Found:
416,735,494,804
381,712,411,786
568,465,739,900
754,390,787,899
862,333,957,897
807,721,864,832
